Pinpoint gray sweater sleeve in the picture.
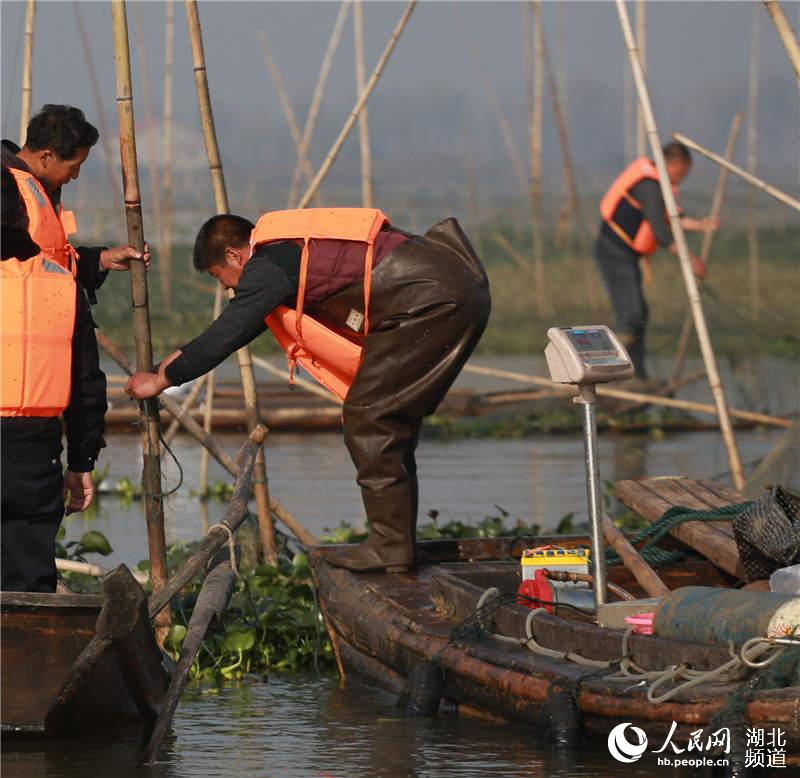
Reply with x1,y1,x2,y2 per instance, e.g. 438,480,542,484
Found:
631,179,673,247
164,244,300,386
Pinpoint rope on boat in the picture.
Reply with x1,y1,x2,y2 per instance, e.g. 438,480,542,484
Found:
605,502,754,569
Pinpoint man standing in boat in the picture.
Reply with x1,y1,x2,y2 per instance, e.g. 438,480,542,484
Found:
125,209,491,573
595,141,718,382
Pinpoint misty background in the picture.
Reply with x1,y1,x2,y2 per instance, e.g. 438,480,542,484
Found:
1,1,798,237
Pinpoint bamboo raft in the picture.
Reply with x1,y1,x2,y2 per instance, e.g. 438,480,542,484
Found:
311,478,800,751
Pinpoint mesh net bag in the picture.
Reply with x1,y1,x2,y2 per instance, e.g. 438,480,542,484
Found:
733,486,800,582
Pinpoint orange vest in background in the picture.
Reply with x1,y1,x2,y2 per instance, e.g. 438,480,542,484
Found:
599,157,678,257
250,208,390,401
7,167,78,273
0,253,77,417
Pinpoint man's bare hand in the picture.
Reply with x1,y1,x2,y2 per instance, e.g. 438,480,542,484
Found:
124,371,170,400
64,471,95,515
100,242,151,272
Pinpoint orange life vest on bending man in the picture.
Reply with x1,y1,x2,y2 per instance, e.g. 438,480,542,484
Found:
0,253,77,417
599,157,677,257
7,167,79,272
250,208,390,401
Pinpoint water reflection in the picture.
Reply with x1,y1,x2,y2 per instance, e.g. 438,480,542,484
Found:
1,675,670,777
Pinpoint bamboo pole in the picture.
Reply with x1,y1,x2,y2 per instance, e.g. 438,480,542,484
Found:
673,133,800,213
623,48,634,162
184,0,277,565
19,0,35,145
110,0,170,640
72,2,120,199
602,514,669,599
462,10,528,197
162,374,208,446
622,2,746,489
763,0,800,85
133,3,167,311
97,330,319,546
634,0,646,158
256,29,315,186
287,0,351,208
462,121,484,257
353,0,374,207
747,6,761,322
670,113,743,386
493,231,536,278
161,0,176,315
297,0,416,209
525,1,547,316
198,287,223,498
251,355,341,405
462,363,792,429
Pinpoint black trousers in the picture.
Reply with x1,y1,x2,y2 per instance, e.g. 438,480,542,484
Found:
593,238,649,379
1,419,64,592
312,218,491,548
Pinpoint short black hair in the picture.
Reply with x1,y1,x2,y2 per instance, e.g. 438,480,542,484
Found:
193,214,255,271
663,141,692,165
24,105,99,160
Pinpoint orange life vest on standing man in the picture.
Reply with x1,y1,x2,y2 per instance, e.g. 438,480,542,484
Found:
599,157,678,257
250,208,390,401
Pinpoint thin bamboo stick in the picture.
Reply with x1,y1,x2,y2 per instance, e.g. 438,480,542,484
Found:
670,113,743,386
288,0,351,208
133,2,167,310
19,0,35,145
251,355,341,405
297,0,416,209
98,330,318,546
525,2,547,316
540,31,599,311
634,0,646,158
256,29,315,185
462,9,528,197
623,48,634,161
747,6,761,322
184,0,277,565
462,364,792,430
72,2,120,200
615,0,745,491
110,0,170,640
763,0,800,85
673,132,800,213
161,0,176,316
162,374,208,446
462,120,483,257
493,231,535,278
198,286,223,498
353,0,374,207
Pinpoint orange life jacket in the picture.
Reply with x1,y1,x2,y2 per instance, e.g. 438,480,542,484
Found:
0,253,77,417
7,167,78,273
599,157,677,257
250,208,390,401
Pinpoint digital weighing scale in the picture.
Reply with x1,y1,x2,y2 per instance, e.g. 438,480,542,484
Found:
544,326,634,610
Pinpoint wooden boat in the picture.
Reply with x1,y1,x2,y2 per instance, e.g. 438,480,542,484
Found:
311,479,800,752
1,566,170,737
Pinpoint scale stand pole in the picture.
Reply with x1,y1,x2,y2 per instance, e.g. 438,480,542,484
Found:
575,384,607,608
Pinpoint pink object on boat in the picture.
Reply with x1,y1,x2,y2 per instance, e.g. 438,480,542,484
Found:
624,612,655,635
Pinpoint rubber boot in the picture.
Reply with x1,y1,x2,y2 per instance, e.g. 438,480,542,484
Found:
325,484,416,573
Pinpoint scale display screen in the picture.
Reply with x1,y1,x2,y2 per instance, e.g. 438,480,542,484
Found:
567,329,614,353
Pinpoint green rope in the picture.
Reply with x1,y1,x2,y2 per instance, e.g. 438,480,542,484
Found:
606,501,754,569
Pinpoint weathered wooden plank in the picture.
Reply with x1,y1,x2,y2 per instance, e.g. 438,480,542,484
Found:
615,479,745,578
648,479,736,542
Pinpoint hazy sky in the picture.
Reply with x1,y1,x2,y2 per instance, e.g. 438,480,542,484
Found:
2,1,798,207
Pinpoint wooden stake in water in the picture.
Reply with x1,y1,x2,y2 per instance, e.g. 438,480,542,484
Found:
762,0,800,85
184,0,277,565
19,0,35,145
110,0,170,638
747,6,761,322
161,0,176,314
288,0,352,208
298,0,417,208
353,0,374,207
670,113,743,387
635,0,647,157
199,286,223,499
614,0,745,491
